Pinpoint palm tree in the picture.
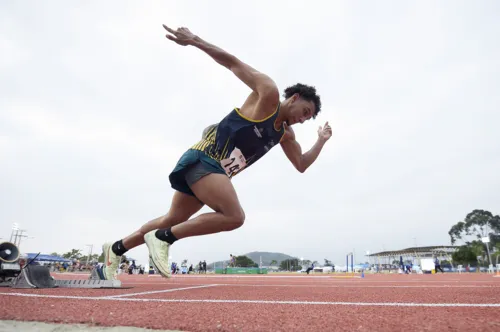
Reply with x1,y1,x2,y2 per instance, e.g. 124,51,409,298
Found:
62,249,82,260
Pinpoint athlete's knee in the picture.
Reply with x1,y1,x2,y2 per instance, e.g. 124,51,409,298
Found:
223,208,245,230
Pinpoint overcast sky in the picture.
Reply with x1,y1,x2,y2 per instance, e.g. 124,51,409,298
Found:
1,1,499,267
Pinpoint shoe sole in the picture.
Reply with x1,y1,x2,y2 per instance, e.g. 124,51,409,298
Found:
149,254,170,278
144,233,170,278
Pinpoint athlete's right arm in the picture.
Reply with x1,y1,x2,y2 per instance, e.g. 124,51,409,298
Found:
163,24,278,100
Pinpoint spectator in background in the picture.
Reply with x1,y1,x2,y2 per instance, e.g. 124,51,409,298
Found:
198,261,203,274
128,260,136,274
434,257,444,273
229,254,236,267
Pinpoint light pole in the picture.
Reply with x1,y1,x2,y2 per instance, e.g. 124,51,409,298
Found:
15,230,26,246
15,230,33,250
482,237,492,266
85,244,93,265
10,223,19,243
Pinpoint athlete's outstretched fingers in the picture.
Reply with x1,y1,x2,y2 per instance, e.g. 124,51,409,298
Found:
162,24,176,34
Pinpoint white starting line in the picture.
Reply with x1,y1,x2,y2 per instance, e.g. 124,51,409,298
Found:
1,292,499,308
103,284,219,298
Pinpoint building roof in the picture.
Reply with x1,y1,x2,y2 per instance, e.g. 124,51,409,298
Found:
367,246,459,257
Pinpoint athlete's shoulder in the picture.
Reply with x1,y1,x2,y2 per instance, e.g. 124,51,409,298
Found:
238,89,280,121
260,84,280,105
260,87,280,111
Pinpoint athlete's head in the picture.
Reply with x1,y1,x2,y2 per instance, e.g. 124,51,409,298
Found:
282,83,321,126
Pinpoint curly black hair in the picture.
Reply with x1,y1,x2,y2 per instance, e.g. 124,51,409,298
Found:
283,83,321,119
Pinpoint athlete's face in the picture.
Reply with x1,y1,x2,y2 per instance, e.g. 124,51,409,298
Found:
286,95,315,126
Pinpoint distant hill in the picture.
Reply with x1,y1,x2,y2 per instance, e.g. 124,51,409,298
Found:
245,252,297,266
207,251,296,269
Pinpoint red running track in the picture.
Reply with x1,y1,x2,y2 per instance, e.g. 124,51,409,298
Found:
1,273,500,331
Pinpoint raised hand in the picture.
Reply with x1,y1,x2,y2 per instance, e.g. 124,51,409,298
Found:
162,24,196,46
317,121,332,142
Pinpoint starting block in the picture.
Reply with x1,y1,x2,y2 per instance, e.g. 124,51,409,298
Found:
11,265,56,289
10,265,126,289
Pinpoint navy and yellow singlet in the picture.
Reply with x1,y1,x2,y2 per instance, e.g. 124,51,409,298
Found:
191,103,285,177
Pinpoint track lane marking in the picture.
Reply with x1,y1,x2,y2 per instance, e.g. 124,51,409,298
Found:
1,293,499,307
122,283,500,288
102,284,219,298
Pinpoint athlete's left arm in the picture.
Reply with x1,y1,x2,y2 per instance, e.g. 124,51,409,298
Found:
280,122,332,173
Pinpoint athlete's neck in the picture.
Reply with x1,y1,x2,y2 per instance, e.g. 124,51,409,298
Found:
274,101,291,130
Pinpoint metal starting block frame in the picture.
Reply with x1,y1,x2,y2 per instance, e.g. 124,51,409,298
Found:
10,265,128,289
55,266,124,289
54,278,122,289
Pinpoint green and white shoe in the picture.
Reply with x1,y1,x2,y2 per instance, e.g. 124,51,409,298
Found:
102,242,120,280
144,230,171,278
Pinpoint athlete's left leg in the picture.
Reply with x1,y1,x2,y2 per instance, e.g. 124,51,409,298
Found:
121,190,204,250
102,190,203,280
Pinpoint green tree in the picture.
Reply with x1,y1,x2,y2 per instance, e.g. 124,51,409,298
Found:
448,209,500,245
98,251,104,263
50,252,59,257
302,259,311,267
324,259,332,266
280,258,301,271
234,255,258,267
452,245,478,265
270,260,278,267
62,249,83,260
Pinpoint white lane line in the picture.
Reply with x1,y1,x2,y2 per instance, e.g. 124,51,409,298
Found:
122,283,500,288
152,277,500,283
208,284,500,288
1,293,499,307
103,284,219,298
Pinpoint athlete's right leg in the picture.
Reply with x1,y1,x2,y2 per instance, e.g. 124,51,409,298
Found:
102,190,203,280
169,173,245,239
145,173,245,276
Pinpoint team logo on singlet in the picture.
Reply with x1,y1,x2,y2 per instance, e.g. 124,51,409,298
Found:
253,125,263,138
